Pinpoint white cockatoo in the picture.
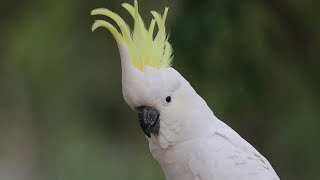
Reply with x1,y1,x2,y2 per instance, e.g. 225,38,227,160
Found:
91,1,280,179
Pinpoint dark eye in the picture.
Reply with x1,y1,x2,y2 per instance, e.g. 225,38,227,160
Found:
166,96,171,103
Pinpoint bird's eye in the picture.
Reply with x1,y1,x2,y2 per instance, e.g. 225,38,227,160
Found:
166,96,171,103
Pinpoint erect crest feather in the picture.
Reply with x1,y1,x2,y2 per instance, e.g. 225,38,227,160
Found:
91,0,173,71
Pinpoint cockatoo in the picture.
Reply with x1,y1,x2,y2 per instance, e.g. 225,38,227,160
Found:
91,1,280,179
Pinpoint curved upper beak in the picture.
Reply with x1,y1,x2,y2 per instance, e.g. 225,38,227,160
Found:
137,106,160,138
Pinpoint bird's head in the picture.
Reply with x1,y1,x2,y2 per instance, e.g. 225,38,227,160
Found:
91,0,212,148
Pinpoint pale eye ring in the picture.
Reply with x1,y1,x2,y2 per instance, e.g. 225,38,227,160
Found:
166,96,171,103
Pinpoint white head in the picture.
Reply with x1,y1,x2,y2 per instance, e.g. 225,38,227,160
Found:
91,0,213,149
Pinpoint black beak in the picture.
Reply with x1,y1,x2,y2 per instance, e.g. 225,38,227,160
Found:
137,106,160,138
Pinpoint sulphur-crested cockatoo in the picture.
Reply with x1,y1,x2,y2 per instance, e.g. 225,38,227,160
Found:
91,1,280,179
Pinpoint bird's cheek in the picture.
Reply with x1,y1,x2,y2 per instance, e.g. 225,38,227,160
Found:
158,135,169,149
155,115,180,149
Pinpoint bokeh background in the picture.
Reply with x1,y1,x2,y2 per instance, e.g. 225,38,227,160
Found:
1,0,319,179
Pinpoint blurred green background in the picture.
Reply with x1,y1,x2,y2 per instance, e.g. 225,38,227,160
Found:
0,0,319,179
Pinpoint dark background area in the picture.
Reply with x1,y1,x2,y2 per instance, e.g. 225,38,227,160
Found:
0,0,319,179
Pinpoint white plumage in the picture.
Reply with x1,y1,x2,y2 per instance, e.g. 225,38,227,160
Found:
115,42,280,180
91,0,280,178
143,64,280,180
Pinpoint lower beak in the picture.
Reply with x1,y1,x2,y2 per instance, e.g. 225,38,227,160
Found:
137,106,160,138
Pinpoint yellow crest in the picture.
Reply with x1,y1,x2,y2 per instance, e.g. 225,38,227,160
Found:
91,0,173,71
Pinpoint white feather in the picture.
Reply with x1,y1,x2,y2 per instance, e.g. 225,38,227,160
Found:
147,72,280,180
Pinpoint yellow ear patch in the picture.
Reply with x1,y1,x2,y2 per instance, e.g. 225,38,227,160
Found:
91,0,173,71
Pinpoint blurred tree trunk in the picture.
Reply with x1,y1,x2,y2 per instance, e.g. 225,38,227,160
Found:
0,61,37,180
